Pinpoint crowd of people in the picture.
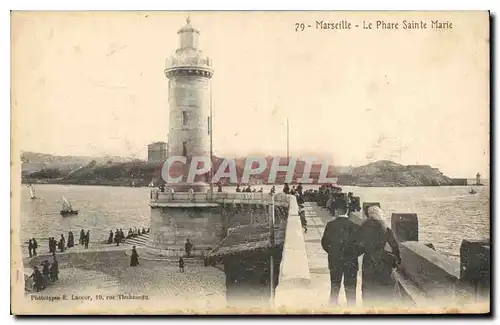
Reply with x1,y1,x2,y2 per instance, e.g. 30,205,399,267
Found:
27,229,92,258
107,227,150,246
28,256,59,292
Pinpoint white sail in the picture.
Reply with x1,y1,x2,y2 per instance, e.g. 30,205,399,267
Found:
149,178,154,187
29,185,36,199
61,196,72,211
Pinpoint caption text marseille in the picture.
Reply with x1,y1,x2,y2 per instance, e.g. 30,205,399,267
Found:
160,156,337,184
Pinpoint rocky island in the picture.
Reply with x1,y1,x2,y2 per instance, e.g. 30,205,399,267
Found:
20,152,457,187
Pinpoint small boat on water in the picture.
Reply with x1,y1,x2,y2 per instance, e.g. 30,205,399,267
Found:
148,178,155,187
60,196,78,216
28,184,36,200
469,188,477,195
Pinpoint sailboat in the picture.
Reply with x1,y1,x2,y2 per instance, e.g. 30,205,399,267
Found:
60,196,78,216
28,184,36,200
148,178,155,187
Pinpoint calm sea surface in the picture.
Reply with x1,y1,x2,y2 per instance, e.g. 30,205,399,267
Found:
19,184,490,260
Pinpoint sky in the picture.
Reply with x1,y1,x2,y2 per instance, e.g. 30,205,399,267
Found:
11,11,490,177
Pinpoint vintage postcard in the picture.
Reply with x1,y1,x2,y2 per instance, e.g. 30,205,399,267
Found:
10,11,490,315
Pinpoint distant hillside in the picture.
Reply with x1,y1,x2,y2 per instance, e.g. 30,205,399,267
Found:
21,151,135,175
21,152,454,187
337,160,453,187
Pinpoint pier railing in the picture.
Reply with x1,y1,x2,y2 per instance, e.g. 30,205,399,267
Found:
150,190,291,206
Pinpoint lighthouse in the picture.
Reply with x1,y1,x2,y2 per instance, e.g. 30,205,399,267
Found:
165,17,213,192
476,173,482,186
149,17,224,250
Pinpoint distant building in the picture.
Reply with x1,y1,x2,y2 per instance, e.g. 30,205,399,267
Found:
148,142,167,163
476,173,482,186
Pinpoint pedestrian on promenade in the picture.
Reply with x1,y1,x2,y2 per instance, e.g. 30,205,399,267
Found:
50,237,56,254
32,238,38,256
29,266,43,292
130,246,139,267
50,256,59,282
321,197,361,307
355,206,401,307
114,229,120,246
107,230,114,244
185,239,193,258
283,183,290,194
67,231,74,248
179,257,185,272
41,260,50,287
79,229,85,246
84,230,90,249
28,239,33,258
58,234,66,252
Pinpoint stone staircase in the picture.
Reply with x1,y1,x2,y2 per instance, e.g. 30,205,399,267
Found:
123,234,151,247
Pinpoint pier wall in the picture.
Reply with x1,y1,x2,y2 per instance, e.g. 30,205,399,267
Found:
149,191,290,250
150,206,225,248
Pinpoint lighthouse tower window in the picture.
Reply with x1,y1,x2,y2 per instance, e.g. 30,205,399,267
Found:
182,111,188,126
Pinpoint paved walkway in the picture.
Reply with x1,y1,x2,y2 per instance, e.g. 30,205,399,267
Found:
301,202,363,308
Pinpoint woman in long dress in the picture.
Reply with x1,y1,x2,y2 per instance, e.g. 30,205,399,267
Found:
67,231,74,248
130,246,139,267
356,206,401,307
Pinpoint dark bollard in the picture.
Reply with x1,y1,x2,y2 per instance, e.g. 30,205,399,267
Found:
460,239,490,300
362,202,380,218
391,213,419,242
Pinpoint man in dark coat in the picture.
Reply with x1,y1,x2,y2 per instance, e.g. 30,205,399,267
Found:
32,238,38,256
50,257,59,282
107,230,114,244
321,195,361,306
185,239,193,258
79,229,85,245
29,266,43,292
28,239,33,258
84,230,90,249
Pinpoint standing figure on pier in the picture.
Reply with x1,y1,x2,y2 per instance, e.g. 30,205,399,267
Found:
107,230,114,244
28,239,33,258
185,238,193,258
79,229,85,246
50,256,59,282
296,183,303,196
130,246,139,267
67,231,74,248
58,234,66,252
50,237,56,254
321,198,361,307
270,186,276,195
283,183,290,194
114,229,120,246
84,230,90,249
29,266,43,292
41,260,50,286
355,206,401,307
179,257,185,273
32,238,38,256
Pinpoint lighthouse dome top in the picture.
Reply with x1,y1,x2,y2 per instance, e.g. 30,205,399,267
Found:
165,17,213,79
177,16,200,34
